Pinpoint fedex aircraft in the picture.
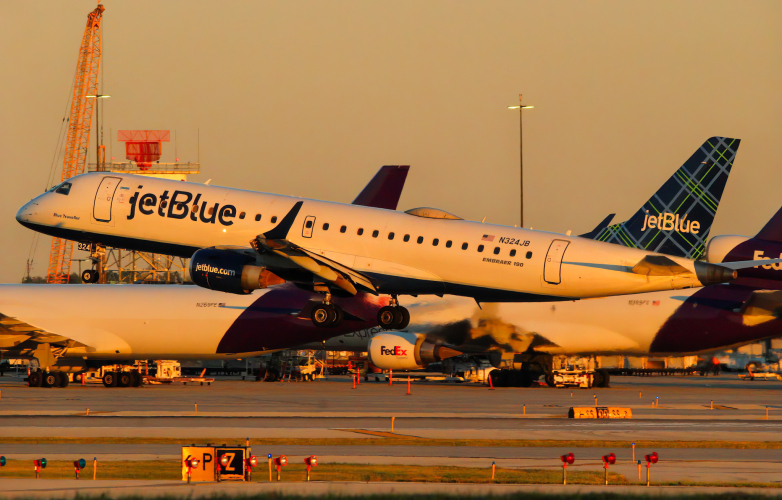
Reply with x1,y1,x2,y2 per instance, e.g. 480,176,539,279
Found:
17,137,767,331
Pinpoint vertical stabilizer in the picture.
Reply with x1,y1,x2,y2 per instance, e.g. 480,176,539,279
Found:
585,137,739,259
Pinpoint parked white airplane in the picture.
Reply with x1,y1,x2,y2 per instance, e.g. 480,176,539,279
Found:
15,140,777,331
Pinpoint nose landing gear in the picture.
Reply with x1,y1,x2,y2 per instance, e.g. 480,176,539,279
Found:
81,269,100,284
377,296,410,330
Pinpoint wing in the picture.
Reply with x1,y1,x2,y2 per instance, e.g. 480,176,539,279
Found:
0,312,90,364
250,201,377,295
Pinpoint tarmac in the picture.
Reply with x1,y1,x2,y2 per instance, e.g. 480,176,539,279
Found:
1,373,781,493
3,479,782,498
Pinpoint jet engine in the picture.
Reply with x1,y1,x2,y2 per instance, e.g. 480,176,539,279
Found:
367,332,461,370
189,248,264,295
705,235,751,264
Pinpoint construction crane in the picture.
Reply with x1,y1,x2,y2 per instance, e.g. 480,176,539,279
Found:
46,4,105,284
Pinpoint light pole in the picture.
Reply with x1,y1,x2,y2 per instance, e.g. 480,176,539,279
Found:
86,94,110,170
508,94,534,227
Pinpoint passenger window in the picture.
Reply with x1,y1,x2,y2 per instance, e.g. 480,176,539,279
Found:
357,228,364,235
145,198,155,207
417,236,424,244
526,251,533,259
478,245,484,252
462,243,468,250
161,201,168,209
192,204,199,213
493,247,500,255
446,240,452,248
305,220,313,229
372,230,379,238
271,216,277,223
239,211,246,219
340,225,347,233
433,238,439,246
510,249,516,257
404,234,410,242
255,214,262,221
208,206,214,216
323,223,329,230
388,232,395,240
55,182,72,195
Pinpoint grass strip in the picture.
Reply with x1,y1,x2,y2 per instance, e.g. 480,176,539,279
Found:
0,460,625,485
1,437,782,450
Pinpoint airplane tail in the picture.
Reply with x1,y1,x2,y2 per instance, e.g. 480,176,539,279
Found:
585,137,740,259
755,206,782,242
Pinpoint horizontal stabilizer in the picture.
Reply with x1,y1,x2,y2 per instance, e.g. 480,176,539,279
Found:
740,290,782,318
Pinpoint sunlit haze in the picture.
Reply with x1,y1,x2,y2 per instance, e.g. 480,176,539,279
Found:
2,0,780,283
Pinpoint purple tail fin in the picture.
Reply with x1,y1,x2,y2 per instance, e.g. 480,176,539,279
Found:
755,206,782,242
352,166,409,210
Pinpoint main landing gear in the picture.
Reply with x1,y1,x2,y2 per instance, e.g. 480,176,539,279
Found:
377,296,410,330
311,293,345,328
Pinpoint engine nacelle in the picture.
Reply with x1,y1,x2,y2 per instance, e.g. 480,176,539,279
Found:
705,235,751,264
189,248,264,295
368,332,461,370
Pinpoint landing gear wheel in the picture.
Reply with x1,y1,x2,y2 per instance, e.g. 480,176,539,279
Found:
378,305,410,329
130,371,142,387
28,371,43,388
545,373,555,387
331,304,344,327
312,304,339,328
59,373,70,388
43,372,59,388
82,269,99,284
102,371,118,387
592,370,605,388
395,306,410,329
118,372,132,387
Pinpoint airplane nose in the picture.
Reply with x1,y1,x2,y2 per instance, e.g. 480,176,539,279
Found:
16,201,36,225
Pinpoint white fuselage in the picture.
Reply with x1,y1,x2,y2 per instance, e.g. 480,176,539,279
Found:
18,173,714,301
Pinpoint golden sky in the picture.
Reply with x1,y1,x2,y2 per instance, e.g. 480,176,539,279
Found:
1,0,780,282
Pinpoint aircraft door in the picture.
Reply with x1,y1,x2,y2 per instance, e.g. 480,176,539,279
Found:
93,176,122,223
543,239,570,284
302,215,316,238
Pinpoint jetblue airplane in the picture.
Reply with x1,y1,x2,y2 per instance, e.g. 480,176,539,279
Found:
16,137,774,331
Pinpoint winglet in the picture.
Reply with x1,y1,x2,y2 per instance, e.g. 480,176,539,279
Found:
352,166,410,210
580,214,615,239
755,206,782,242
263,201,303,240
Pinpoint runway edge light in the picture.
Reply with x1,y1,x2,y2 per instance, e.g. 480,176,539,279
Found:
304,455,318,481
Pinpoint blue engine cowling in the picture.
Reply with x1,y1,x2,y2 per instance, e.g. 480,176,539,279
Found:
189,248,264,295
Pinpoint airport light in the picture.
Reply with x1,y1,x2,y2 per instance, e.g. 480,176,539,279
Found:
560,453,575,484
184,456,200,483
73,458,86,479
0,456,6,466
245,455,258,481
274,455,288,481
34,458,46,479
601,453,616,485
85,94,111,171
644,452,658,486
507,94,534,227
304,455,318,481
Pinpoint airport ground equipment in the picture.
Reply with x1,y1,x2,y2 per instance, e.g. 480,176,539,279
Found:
181,445,250,482
46,4,105,284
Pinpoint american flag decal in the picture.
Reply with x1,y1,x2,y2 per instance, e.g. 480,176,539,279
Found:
652,300,660,306
481,235,495,242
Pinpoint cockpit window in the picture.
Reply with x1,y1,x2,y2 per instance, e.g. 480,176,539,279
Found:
49,182,72,195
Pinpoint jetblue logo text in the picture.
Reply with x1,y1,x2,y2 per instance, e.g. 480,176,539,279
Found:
127,190,237,226
195,263,236,276
380,346,408,356
641,211,700,234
